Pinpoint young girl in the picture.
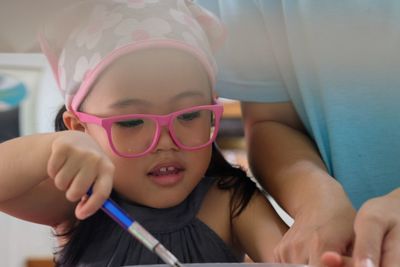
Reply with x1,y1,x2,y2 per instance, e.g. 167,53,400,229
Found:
0,0,287,266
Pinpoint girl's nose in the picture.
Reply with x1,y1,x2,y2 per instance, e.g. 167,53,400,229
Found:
153,126,179,153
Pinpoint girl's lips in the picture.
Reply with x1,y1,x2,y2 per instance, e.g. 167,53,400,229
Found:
147,162,185,187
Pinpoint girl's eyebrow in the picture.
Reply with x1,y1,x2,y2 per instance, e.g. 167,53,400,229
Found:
171,90,208,101
109,98,151,109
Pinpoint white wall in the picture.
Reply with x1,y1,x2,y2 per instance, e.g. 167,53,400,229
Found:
0,216,55,267
0,54,63,267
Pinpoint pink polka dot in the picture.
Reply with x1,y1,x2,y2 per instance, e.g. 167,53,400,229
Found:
196,15,213,28
184,15,196,27
128,0,144,4
131,30,150,40
87,22,102,35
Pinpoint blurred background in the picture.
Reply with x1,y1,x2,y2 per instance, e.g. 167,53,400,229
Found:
0,53,61,267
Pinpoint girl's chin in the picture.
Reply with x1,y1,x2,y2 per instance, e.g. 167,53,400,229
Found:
134,188,192,209
115,174,198,208
142,194,188,209
116,193,186,209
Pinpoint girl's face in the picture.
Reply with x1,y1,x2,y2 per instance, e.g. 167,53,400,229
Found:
81,49,213,208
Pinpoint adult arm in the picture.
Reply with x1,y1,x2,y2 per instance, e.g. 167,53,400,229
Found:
241,101,356,265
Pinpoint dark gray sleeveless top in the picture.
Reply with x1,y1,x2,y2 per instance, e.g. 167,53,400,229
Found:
73,177,243,266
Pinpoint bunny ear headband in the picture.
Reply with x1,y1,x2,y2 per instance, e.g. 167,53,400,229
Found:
39,0,226,111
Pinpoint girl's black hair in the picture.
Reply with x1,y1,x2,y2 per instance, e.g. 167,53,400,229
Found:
54,105,257,266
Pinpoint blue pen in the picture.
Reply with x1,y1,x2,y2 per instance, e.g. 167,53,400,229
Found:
87,189,183,267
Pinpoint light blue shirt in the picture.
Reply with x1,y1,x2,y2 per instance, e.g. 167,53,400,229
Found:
198,0,400,209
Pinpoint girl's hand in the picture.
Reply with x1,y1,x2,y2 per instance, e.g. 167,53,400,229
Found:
351,189,400,267
47,131,115,220
273,199,356,266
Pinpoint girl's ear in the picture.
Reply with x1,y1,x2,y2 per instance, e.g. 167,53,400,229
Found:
62,110,86,131
212,90,218,100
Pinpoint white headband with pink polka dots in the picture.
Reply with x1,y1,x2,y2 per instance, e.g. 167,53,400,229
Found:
39,0,225,111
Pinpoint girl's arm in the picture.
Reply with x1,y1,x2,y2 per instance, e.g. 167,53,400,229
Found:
0,131,114,227
0,132,71,227
232,191,288,262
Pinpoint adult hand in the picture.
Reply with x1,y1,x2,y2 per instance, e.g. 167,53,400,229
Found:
352,189,400,267
273,199,356,266
321,188,400,267
321,251,353,267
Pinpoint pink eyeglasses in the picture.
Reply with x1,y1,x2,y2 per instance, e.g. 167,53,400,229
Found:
74,102,223,158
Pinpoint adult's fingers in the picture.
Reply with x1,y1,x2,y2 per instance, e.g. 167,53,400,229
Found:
380,225,400,267
273,226,309,263
308,233,345,266
352,208,385,267
321,251,354,267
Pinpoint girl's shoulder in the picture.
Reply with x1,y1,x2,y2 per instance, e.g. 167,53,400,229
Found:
196,176,259,246
196,177,235,246
197,176,288,261
230,189,289,262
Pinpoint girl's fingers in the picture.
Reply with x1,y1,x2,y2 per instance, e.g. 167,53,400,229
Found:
52,155,82,191
47,146,68,179
74,162,114,220
47,132,115,220
65,159,98,202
